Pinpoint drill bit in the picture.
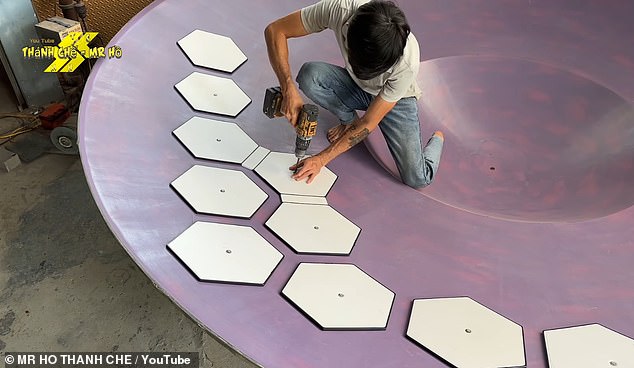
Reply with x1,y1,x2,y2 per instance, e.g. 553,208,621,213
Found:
293,157,300,174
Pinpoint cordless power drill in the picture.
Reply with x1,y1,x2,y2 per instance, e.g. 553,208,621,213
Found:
263,87,319,172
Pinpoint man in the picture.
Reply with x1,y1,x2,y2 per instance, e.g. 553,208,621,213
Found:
264,0,444,188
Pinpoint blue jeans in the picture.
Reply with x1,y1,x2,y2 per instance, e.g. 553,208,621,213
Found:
296,61,435,188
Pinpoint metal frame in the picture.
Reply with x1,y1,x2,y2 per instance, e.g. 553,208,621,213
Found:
0,0,64,108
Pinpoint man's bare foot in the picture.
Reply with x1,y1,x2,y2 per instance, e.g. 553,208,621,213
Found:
327,124,351,143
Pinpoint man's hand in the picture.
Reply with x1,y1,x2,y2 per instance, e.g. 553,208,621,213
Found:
282,84,304,126
290,155,325,184
290,96,397,183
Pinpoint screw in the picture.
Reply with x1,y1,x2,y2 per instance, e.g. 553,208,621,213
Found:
226,249,232,254
216,138,222,142
313,226,319,230
610,361,617,367
338,293,344,298
465,329,472,334
220,189,225,193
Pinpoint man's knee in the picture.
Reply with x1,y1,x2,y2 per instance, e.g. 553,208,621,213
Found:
405,181,431,189
401,172,431,189
296,62,325,93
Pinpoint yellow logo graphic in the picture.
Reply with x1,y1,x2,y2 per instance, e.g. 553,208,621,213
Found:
45,32,96,73
23,32,122,73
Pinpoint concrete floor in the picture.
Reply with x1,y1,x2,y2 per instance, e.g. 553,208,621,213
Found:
0,76,256,367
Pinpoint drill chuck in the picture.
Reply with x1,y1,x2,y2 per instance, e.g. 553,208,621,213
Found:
295,136,310,159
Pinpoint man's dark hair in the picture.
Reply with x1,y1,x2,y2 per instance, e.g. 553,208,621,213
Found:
347,0,410,80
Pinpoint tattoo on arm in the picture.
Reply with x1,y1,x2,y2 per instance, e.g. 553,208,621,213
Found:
347,128,370,148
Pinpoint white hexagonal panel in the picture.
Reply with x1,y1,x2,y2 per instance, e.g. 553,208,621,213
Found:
282,263,395,330
173,117,257,163
255,151,337,196
266,203,359,255
544,324,634,368
168,222,282,285
175,72,251,117
171,165,267,218
177,30,247,73
407,297,526,368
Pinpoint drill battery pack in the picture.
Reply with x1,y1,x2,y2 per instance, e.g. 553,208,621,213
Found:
263,86,283,118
